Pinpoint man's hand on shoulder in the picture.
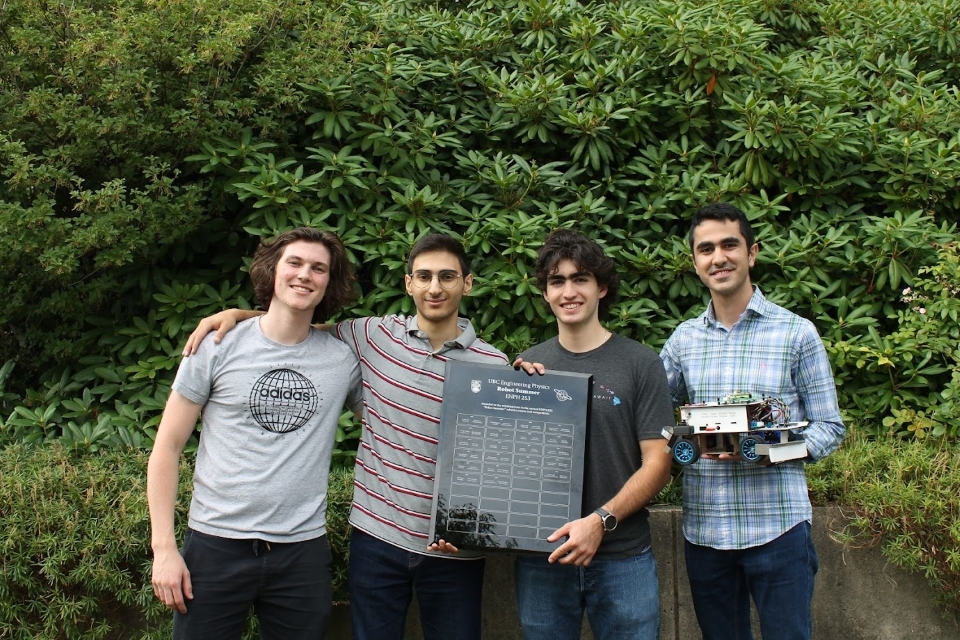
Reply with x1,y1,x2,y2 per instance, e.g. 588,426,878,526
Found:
182,309,262,356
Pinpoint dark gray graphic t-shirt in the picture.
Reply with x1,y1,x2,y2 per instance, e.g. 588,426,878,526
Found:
518,334,673,558
173,318,362,543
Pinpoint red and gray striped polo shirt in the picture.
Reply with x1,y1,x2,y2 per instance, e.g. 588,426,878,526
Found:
334,314,509,556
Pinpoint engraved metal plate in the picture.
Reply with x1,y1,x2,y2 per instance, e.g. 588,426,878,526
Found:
429,361,591,553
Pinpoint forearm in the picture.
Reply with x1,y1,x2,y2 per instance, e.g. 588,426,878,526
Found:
795,330,846,460
147,446,182,552
548,440,672,565
236,309,263,321
602,442,672,520
146,392,199,551
798,376,845,461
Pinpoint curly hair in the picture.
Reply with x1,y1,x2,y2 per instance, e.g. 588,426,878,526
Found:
534,230,620,320
249,227,357,323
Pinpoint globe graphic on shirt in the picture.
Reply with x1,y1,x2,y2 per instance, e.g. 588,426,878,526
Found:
248,369,319,433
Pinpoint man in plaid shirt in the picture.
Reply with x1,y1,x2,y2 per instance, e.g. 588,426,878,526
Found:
660,203,845,640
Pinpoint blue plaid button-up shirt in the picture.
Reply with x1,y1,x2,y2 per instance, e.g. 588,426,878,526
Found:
660,287,845,549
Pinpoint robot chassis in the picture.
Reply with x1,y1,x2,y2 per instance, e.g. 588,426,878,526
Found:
661,393,809,465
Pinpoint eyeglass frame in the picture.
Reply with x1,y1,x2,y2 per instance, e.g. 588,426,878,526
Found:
407,269,465,290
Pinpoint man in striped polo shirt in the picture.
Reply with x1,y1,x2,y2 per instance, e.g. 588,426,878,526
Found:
185,233,513,640
659,203,845,640
334,234,509,640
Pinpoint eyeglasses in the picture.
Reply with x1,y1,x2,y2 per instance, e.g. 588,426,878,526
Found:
408,270,463,290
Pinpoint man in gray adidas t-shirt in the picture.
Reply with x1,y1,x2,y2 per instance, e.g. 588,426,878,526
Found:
148,228,362,639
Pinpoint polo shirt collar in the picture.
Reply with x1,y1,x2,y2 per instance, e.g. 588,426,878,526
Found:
405,315,476,350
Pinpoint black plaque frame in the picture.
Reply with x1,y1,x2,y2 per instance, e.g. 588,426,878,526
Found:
429,361,591,553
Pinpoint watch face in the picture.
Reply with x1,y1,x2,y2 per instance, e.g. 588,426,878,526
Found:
595,508,617,531
604,514,617,531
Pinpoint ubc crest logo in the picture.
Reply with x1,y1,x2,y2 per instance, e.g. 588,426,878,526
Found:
555,389,573,401
471,380,482,393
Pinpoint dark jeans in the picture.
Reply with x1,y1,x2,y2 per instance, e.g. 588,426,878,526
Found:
684,521,818,640
173,528,332,640
348,527,484,640
514,547,660,640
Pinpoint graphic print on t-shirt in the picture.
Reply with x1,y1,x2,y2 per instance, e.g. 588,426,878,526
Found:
593,379,622,406
248,368,319,433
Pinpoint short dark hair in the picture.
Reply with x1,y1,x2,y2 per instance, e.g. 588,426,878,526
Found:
534,230,620,320
407,233,471,275
249,227,356,323
688,202,755,252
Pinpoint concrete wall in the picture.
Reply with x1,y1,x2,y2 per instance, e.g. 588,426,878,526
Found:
387,506,959,640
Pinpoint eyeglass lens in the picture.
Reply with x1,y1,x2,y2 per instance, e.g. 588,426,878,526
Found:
410,270,462,289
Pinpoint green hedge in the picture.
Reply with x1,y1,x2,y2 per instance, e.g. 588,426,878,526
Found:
807,434,960,613
3,439,958,638
2,0,959,457
0,444,355,639
0,0,360,460
2,0,959,622
0,0,351,377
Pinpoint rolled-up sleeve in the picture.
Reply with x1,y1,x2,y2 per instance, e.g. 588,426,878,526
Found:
659,335,688,405
793,325,845,461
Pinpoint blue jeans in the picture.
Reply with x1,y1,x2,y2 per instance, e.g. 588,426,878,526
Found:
514,548,660,640
173,529,331,640
684,521,818,640
348,528,484,640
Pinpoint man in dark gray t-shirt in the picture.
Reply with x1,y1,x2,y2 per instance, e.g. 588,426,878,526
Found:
513,230,674,640
147,228,362,640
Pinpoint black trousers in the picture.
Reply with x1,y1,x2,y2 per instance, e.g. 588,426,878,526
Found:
173,528,332,640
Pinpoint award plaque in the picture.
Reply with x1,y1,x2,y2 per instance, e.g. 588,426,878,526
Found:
429,361,591,553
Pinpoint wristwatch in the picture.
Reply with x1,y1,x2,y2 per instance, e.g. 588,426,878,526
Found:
593,507,618,533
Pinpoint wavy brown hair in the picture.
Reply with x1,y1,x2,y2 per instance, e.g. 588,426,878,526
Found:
249,227,357,323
